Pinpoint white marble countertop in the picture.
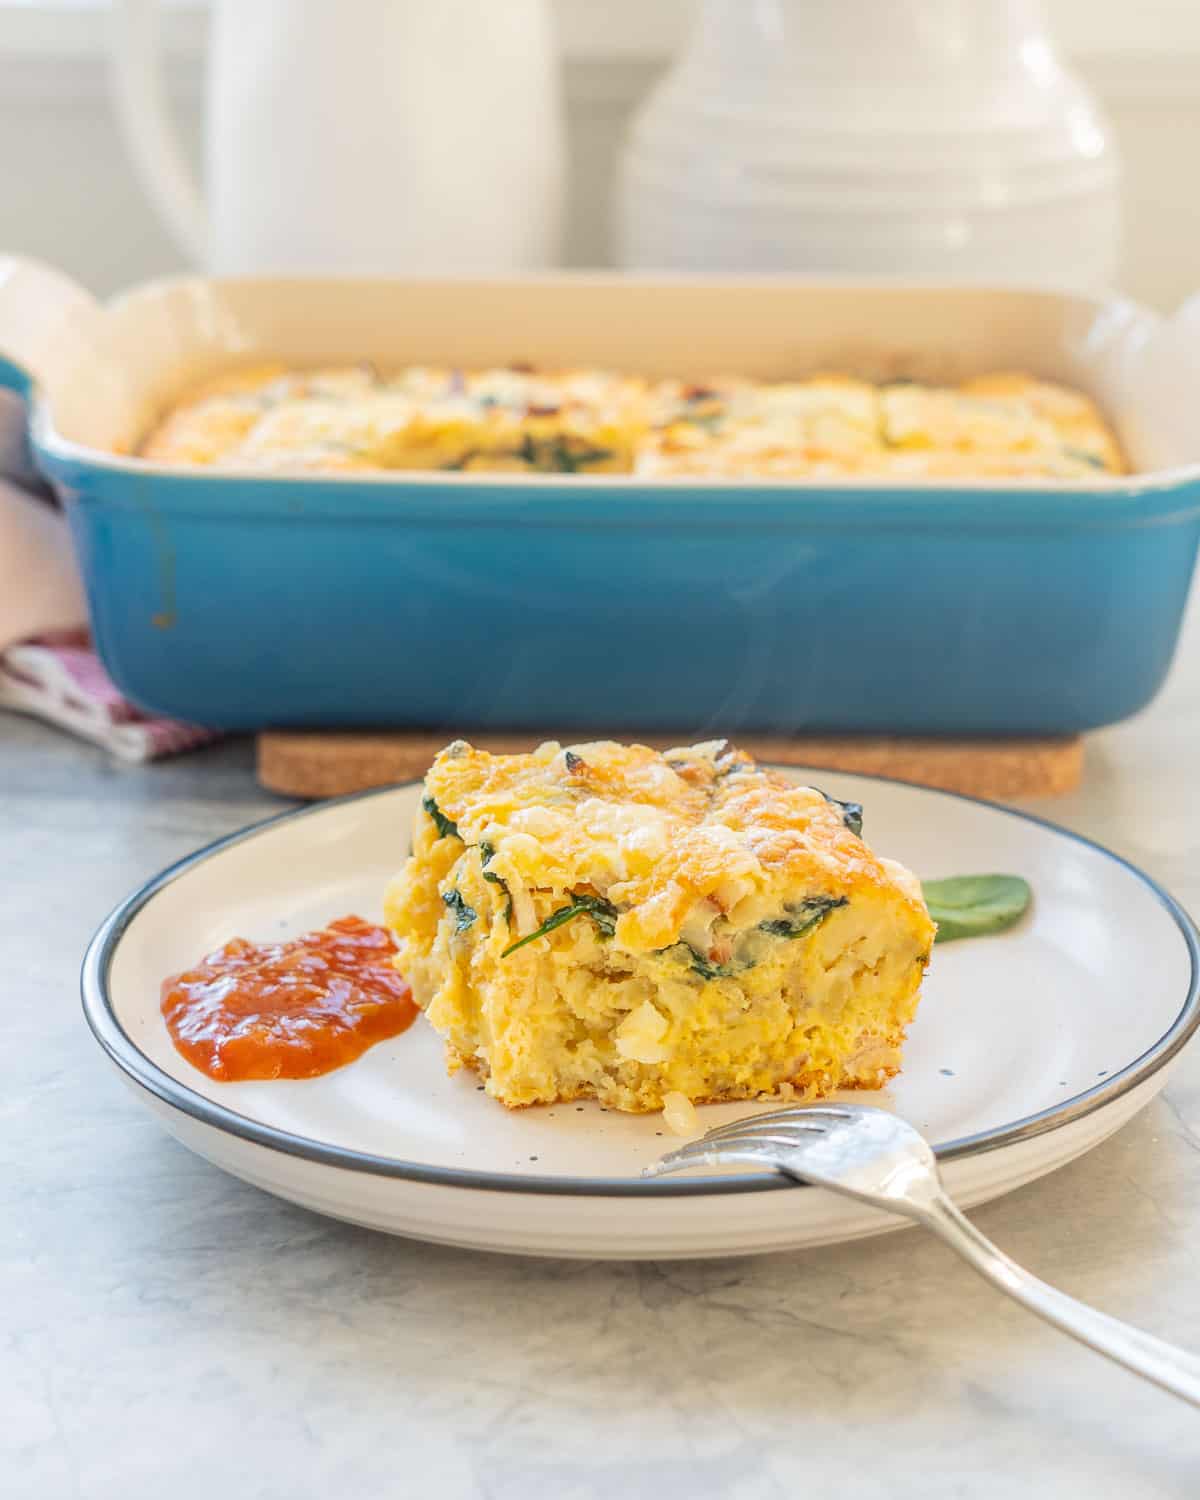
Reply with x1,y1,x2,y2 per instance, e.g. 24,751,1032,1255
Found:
5,597,1200,1500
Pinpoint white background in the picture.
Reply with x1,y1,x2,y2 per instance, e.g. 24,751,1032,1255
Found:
0,0,1196,308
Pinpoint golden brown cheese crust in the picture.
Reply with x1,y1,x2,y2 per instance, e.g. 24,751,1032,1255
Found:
420,738,922,947
140,364,647,475
385,739,936,1114
137,364,1126,480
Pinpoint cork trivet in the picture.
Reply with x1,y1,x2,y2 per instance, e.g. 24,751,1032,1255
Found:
257,729,1083,802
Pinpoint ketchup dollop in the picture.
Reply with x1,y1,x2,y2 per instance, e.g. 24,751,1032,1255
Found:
161,915,417,1082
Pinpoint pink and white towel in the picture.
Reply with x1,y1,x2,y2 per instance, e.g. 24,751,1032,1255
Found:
0,627,220,763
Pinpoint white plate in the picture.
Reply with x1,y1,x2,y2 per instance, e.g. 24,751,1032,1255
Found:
82,773,1199,1260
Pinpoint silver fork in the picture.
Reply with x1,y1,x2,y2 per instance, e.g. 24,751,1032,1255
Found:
644,1103,1200,1408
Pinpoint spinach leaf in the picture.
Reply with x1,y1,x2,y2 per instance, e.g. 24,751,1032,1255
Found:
518,433,615,473
479,842,513,926
1063,446,1107,470
759,895,848,940
501,893,619,957
673,893,849,979
681,945,741,980
679,407,724,433
550,438,615,472
922,874,1031,943
580,447,616,471
835,800,864,837
422,795,460,841
441,887,477,933
810,787,863,837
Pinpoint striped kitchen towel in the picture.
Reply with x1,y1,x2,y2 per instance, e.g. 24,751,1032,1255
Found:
0,628,221,762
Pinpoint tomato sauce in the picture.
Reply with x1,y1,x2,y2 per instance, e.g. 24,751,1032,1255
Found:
161,915,417,1082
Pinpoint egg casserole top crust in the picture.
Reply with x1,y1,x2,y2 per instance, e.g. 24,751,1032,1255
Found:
138,363,1125,481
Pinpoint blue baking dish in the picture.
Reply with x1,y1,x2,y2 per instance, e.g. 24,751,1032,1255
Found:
4,262,1199,734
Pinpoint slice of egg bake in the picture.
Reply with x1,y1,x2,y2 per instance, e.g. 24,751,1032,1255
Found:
385,739,936,1112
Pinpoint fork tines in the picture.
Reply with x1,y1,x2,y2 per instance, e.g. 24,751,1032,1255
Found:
642,1104,849,1179
701,1104,851,1142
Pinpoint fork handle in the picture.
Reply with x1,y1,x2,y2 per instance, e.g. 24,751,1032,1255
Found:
919,1194,1200,1408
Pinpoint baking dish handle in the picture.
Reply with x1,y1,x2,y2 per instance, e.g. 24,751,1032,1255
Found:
1164,289,1200,360
0,256,92,644
0,256,98,401
1118,290,1200,470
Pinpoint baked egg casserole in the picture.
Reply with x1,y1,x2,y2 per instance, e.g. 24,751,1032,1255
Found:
139,363,1125,480
384,739,936,1113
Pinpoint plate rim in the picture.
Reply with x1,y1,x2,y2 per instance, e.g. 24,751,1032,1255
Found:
81,772,1200,1200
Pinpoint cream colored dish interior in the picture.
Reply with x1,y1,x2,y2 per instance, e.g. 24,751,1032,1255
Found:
19,269,1200,482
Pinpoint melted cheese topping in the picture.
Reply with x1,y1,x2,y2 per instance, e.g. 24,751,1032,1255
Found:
421,738,923,952
138,364,1125,480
